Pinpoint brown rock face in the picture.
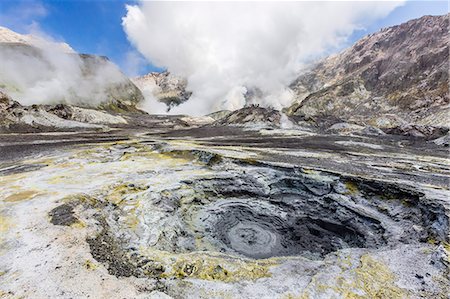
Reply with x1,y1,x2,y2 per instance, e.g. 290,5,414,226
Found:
287,14,449,129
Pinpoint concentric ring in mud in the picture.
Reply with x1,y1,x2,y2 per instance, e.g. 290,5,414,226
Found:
197,200,367,259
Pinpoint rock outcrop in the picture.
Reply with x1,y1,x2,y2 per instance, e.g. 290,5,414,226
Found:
132,71,192,111
214,105,295,128
206,110,233,121
0,91,126,132
286,14,449,130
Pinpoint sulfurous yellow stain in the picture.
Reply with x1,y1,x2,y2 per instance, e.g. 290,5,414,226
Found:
443,242,450,263
300,254,406,299
4,190,41,203
352,255,405,298
344,181,359,195
280,293,310,299
0,215,14,249
70,220,86,229
301,168,319,175
84,259,98,270
106,183,147,205
138,247,278,282
167,256,275,282
0,216,12,233
0,174,27,185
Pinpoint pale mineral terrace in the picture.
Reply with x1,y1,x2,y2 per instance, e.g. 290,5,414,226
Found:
0,123,449,299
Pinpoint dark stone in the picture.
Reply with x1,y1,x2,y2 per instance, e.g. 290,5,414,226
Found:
48,204,78,226
86,222,141,278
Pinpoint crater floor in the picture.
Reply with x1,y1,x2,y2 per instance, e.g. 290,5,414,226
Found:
0,125,449,298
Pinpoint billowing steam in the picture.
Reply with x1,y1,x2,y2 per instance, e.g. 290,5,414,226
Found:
135,79,169,114
123,1,404,115
0,28,127,107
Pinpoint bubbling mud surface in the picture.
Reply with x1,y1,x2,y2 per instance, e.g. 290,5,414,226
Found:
191,177,383,260
199,201,367,259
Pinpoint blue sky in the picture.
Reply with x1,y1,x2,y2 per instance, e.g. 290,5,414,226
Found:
0,1,447,76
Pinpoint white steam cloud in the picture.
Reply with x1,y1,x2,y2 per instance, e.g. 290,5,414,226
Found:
135,80,169,114
123,1,404,115
0,28,129,107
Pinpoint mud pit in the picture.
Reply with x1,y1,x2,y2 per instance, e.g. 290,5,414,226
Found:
193,171,447,260
90,158,447,264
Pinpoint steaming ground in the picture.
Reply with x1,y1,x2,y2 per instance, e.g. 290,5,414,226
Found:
123,1,404,115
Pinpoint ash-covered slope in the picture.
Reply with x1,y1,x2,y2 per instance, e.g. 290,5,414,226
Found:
287,14,449,129
132,71,192,111
0,26,144,113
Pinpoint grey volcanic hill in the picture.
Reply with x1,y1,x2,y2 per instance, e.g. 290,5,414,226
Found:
0,26,144,113
286,14,449,129
77,53,144,112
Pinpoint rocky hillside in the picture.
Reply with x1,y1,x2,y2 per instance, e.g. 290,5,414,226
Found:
132,71,191,111
286,14,449,129
0,27,144,112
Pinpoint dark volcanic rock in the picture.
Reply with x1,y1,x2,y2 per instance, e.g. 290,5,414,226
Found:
87,220,143,278
48,204,79,226
383,124,449,139
45,104,74,119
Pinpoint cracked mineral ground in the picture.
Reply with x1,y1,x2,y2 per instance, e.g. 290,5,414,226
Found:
1,120,449,298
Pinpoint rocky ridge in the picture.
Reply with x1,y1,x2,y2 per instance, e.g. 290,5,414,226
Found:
286,14,449,131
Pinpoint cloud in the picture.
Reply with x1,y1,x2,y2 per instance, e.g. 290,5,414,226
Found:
121,50,149,77
136,83,169,115
123,1,404,115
